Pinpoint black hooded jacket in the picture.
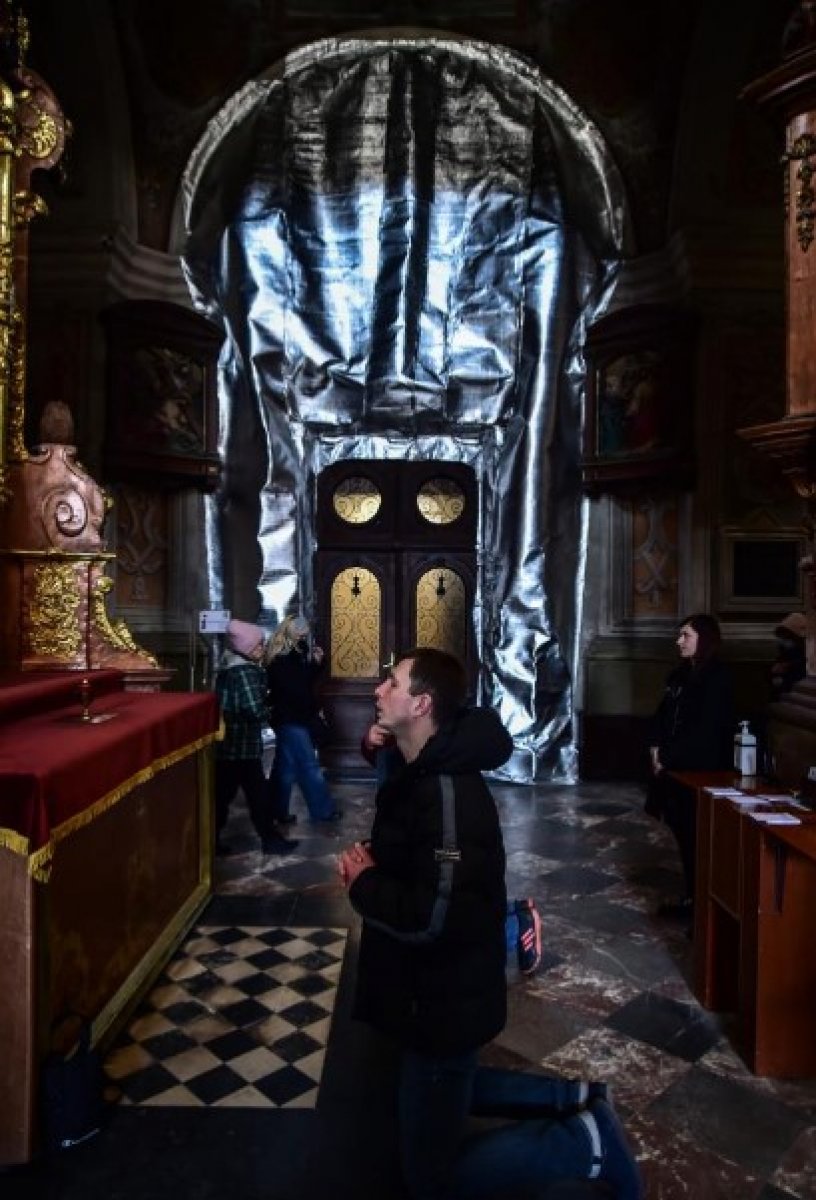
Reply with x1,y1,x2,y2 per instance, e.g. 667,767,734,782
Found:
265,645,322,728
349,707,512,1056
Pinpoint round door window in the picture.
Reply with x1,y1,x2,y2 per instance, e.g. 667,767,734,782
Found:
416,478,465,525
333,476,382,524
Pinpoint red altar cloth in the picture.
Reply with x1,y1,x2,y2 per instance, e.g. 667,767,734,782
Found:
0,669,124,724
0,687,220,877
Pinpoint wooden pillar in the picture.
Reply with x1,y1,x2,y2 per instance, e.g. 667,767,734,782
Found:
739,5,816,783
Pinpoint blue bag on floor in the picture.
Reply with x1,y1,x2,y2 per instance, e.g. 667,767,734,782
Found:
41,1014,107,1151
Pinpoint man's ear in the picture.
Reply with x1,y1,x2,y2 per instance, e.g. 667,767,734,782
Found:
413,691,432,718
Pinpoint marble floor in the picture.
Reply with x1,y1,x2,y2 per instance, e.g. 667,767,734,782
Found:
4,777,816,1199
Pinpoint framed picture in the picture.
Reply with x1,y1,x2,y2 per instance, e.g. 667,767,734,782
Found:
101,300,223,491
718,527,806,615
581,305,698,496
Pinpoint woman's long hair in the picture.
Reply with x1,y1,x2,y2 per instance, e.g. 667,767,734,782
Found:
264,615,310,663
680,613,722,668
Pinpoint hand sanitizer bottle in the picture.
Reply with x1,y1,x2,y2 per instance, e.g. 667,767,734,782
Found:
734,720,757,777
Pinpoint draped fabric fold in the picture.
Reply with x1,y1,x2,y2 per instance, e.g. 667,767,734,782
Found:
182,34,630,781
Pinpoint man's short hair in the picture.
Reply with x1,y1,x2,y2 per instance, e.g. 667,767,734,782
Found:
402,647,467,726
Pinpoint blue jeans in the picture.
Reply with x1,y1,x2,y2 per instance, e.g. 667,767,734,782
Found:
269,723,337,821
399,1050,597,1200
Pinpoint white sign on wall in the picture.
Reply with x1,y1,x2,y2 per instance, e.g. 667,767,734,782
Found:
198,609,231,633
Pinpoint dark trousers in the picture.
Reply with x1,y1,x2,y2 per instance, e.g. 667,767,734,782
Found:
646,772,697,898
398,1050,599,1200
215,758,273,844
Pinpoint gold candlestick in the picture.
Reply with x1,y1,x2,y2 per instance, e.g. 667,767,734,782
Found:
79,676,91,722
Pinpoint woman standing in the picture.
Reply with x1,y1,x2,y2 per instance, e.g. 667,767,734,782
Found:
646,614,734,919
265,615,342,823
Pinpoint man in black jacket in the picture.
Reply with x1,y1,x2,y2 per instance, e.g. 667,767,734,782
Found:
338,648,643,1200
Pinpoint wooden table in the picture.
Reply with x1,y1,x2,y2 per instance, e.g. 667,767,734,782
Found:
739,820,816,1077
673,771,816,1077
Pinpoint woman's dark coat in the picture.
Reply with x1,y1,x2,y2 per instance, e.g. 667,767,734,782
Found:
646,656,735,821
265,646,322,728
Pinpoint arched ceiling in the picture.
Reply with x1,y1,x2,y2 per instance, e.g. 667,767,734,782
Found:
27,0,796,255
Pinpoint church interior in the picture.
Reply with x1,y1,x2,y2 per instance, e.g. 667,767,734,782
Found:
2,0,816,1196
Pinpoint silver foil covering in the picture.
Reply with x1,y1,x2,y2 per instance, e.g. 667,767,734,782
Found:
181,35,629,781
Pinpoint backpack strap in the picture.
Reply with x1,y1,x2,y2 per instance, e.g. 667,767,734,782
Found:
361,773,460,945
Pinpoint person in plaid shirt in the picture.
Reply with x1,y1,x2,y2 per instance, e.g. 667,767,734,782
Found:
214,620,299,857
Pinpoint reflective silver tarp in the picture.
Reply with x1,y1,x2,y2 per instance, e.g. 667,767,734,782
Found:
181,34,629,781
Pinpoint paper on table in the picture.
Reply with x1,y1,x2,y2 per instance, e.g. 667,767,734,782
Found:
749,812,801,825
706,788,745,797
753,794,809,810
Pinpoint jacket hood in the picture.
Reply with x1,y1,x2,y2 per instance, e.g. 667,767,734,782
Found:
219,648,259,670
414,706,513,775
776,612,806,641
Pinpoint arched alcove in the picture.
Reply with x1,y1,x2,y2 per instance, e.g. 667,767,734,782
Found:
181,31,629,781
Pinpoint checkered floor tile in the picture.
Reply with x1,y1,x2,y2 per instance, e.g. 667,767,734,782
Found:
105,925,347,1109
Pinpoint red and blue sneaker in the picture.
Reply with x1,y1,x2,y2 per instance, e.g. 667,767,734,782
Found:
515,898,542,974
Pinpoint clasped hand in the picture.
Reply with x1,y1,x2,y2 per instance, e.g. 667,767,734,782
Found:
338,841,375,888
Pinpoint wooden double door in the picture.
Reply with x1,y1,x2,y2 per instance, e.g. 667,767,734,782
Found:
314,460,478,775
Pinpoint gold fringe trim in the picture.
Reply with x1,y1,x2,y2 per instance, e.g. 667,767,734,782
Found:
1,728,220,883
0,827,30,856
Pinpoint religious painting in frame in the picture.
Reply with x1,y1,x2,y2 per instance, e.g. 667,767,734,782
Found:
580,305,698,496
101,300,224,492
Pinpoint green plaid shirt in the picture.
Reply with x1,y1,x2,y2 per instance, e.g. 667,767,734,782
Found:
215,659,268,760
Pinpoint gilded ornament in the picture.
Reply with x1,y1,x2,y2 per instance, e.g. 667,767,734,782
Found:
8,306,26,459
0,82,15,498
91,573,158,664
333,476,382,524
330,567,381,676
19,104,59,160
415,568,466,659
416,479,466,525
14,188,48,226
29,562,82,656
783,134,816,252
0,96,15,154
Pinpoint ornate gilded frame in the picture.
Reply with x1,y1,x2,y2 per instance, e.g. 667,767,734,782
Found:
581,305,698,497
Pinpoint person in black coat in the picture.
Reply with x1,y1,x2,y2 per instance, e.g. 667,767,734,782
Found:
646,613,735,917
338,648,643,1200
264,615,341,822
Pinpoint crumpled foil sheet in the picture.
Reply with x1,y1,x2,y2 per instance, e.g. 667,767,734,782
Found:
182,34,629,781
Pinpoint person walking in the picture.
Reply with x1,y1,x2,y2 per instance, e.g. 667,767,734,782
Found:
214,620,299,857
264,615,341,823
339,647,643,1200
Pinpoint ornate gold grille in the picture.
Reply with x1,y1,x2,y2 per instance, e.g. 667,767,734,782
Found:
330,567,381,677
333,476,382,524
415,567,466,660
28,562,82,657
416,478,465,525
